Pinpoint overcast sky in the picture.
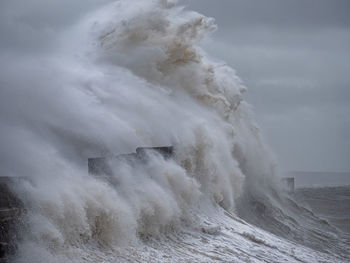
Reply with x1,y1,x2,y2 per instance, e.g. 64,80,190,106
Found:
1,0,349,173
182,0,350,173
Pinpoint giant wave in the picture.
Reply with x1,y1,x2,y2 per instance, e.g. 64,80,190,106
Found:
0,1,349,262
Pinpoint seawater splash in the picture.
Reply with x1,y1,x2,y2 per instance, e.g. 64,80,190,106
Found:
0,0,348,262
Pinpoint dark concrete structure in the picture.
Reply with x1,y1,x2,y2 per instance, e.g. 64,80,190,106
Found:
88,146,174,176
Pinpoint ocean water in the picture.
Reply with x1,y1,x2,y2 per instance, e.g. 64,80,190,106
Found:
0,0,349,262
295,186,350,234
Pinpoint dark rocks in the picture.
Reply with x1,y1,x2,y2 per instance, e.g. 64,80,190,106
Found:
0,177,23,262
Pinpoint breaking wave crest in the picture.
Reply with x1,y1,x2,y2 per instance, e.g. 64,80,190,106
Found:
0,1,348,262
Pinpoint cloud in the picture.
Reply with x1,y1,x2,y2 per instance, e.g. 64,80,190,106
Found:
0,0,114,52
183,0,350,29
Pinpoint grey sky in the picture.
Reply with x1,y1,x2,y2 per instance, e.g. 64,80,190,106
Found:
0,0,113,52
1,0,349,173
182,0,350,173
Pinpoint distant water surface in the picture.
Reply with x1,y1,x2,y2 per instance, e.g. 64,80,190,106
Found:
295,186,350,234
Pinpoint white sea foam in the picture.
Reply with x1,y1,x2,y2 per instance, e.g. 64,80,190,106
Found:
0,1,348,262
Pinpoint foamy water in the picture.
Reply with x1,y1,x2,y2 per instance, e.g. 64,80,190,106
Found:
0,0,349,262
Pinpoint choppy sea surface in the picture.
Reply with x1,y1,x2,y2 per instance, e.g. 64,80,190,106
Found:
295,185,350,235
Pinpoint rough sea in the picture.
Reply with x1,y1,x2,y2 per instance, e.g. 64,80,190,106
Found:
0,0,349,262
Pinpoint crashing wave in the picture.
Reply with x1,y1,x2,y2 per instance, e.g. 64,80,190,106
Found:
0,0,348,262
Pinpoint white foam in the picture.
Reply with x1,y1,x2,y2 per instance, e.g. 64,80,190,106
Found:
1,0,343,262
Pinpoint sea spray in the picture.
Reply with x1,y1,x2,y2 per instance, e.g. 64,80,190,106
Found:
1,1,347,262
